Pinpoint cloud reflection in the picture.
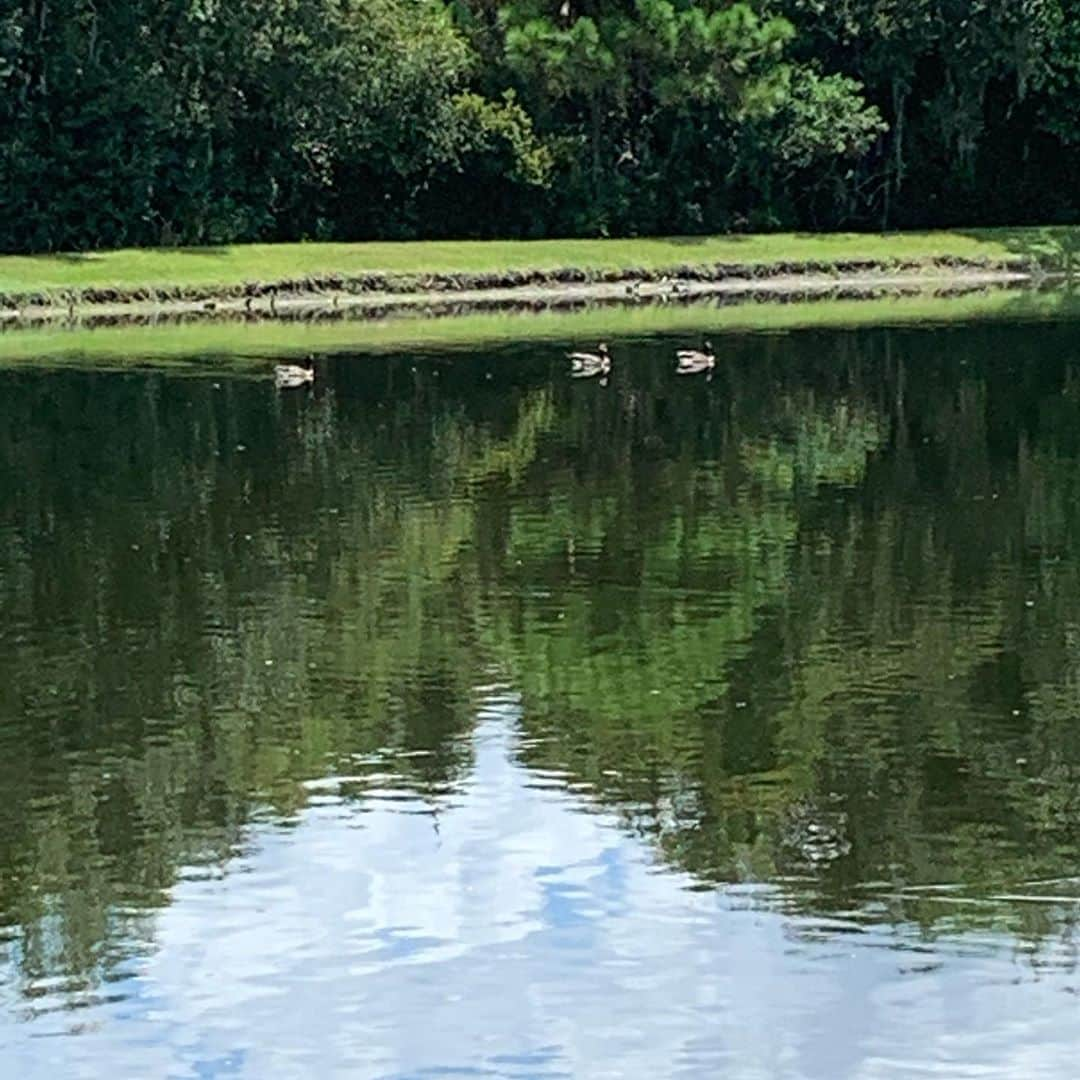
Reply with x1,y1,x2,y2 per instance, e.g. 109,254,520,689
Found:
5,693,1080,1079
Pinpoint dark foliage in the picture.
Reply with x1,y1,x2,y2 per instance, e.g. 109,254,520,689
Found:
1,0,1078,253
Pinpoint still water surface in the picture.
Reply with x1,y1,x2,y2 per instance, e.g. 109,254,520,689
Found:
3,315,1080,1076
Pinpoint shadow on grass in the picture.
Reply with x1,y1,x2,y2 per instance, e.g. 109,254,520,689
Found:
41,252,102,264
955,226,1080,273
32,244,232,264
658,234,749,246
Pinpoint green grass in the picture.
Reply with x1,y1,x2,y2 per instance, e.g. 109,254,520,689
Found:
1,227,1077,299
1,286,1076,372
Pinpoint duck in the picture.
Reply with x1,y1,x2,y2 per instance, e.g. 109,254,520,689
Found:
274,361,315,389
676,340,715,375
567,342,612,378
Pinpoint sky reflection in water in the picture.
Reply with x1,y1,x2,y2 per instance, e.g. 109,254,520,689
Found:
3,315,1080,1077
5,698,1079,1079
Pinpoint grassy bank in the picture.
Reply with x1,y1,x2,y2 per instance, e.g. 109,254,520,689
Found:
1,285,1076,372
1,228,1076,306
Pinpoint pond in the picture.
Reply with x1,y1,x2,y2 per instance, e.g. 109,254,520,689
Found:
3,305,1080,1077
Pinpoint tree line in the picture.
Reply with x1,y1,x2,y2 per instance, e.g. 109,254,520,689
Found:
1,0,1079,253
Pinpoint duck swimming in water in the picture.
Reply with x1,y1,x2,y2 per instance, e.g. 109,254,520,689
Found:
274,361,315,389
567,342,612,378
676,340,715,375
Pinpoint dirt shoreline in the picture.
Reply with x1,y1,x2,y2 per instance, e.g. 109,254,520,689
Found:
0,260,1040,328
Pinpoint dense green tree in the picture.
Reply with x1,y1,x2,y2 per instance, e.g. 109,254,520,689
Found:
0,0,549,249
1,0,1079,249
471,0,883,233
779,0,1080,227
